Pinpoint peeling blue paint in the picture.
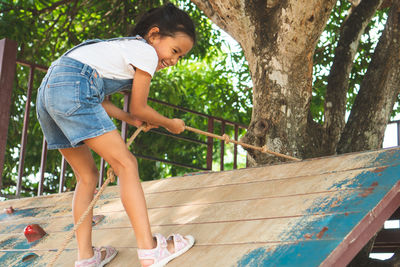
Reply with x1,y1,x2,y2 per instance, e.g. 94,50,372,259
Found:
0,251,45,267
0,223,33,235
0,235,44,250
0,208,41,222
237,149,400,267
64,223,74,231
0,205,72,225
0,236,47,267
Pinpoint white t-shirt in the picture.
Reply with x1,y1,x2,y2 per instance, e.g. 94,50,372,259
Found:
67,39,158,79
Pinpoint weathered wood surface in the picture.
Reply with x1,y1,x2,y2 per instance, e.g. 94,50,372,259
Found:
0,147,399,266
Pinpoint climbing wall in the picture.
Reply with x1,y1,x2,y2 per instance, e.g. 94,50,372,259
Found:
0,147,399,267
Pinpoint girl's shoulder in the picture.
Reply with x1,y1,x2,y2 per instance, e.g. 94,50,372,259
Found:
111,39,158,76
113,39,157,56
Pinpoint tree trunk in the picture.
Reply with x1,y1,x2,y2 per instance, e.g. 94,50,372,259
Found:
192,0,336,164
323,0,383,154
191,0,400,265
337,0,400,154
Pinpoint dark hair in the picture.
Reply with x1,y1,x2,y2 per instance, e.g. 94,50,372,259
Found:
132,3,196,43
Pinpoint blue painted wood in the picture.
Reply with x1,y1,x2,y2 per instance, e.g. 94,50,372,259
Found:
237,148,400,267
0,148,398,267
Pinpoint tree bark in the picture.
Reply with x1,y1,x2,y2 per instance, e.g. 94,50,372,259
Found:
191,0,399,159
191,0,400,265
337,0,400,153
192,0,337,164
323,0,383,155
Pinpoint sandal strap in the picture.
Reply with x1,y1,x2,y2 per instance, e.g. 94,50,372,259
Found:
98,246,114,258
75,246,117,267
167,233,189,252
75,247,101,267
137,233,171,261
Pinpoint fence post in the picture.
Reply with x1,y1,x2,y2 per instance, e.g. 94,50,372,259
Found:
220,121,225,171
206,118,214,170
0,38,17,185
397,121,400,146
234,125,238,169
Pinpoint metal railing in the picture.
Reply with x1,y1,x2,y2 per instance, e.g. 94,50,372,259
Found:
3,38,400,198
0,38,248,198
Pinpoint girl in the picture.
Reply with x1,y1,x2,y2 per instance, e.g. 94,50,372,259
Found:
36,3,195,267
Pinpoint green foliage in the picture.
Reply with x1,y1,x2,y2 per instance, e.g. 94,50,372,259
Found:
110,46,251,182
312,0,389,124
0,0,251,197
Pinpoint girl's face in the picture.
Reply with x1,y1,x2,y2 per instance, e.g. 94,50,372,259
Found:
147,28,194,71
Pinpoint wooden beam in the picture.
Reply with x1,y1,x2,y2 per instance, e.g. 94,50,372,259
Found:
0,39,17,184
321,180,400,266
389,206,400,220
373,228,400,253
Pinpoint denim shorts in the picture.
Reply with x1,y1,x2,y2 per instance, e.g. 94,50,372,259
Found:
36,57,116,149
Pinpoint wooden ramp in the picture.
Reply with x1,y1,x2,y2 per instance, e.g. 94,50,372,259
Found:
0,147,399,267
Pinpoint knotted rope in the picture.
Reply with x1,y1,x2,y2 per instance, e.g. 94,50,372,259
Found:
47,124,299,266
47,125,145,267
184,126,301,161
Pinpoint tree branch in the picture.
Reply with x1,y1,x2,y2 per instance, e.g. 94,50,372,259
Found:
338,0,400,153
0,0,75,15
190,0,230,32
37,0,75,14
323,0,383,154
190,0,254,47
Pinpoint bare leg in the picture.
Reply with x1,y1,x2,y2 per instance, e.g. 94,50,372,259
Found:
84,130,155,266
59,145,99,260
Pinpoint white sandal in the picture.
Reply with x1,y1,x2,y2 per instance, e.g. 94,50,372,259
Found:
137,233,195,267
75,246,117,267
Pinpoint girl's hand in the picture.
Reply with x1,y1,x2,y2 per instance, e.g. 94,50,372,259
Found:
128,118,158,132
166,118,185,134
129,118,144,128
143,123,158,132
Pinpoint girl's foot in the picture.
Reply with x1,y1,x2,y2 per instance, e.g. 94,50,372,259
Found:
75,246,117,267
138,233,195,267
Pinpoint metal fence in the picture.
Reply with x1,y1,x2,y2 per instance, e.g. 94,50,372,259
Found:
2,38,400,199
0,38,248,198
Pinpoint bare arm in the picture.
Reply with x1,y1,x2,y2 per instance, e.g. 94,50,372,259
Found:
101,99,143,127
129,69,185,134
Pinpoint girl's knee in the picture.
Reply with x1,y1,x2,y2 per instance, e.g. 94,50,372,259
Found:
110,153,138,176
75,167,99,186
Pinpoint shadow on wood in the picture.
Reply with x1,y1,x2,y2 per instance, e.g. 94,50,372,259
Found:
0,147,399,266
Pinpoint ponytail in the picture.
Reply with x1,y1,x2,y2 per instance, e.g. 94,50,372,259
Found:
132,3,196,44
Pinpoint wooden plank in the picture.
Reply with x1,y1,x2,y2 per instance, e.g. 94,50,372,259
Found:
0,147,398,266
236,148,400,267
0,245,274,267
0,167,378,221
0,168,370,235
321,180,400,266
0,214,352,250
141,149,385,194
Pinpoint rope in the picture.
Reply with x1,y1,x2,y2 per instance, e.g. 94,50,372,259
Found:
47,125,145,267
48,123,299,266
184,126,301,161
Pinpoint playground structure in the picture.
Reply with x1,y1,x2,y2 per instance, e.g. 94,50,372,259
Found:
1,37,400,266
0,147,399,266
0,38,248,199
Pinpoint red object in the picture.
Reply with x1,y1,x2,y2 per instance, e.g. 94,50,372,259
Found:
24,224,47,242
4,206,14,214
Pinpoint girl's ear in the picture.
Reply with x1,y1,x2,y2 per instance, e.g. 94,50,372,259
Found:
147,27,160,44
